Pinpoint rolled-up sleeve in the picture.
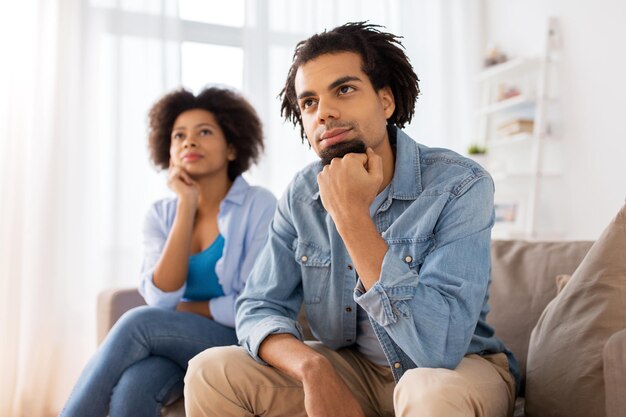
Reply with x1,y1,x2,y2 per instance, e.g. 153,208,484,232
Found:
138,201,185,309
243,315,303,365
354,175,495,370
236,189,305,364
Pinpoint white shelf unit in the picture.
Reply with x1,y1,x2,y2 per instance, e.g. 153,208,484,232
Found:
477,94,535,116
475,18,562,240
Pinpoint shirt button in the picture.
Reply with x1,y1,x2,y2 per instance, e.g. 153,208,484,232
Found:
347,265,353,270
301,255,308,263
345,307,352,312
393,362,401,369
404,256,412,263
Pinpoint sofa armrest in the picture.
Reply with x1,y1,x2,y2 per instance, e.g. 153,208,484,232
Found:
97,287,146,344
604,328,626,417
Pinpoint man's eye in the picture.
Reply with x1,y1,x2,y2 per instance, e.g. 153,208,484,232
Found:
338,85,354,95
302,98,316,109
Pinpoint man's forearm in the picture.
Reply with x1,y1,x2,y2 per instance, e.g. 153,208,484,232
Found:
258,334,332,382
259,334,366,417
334,211,388,291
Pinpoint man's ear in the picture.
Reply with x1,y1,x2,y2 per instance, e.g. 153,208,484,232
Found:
378,86,396,120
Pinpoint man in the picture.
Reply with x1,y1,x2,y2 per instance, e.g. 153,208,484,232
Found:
185,22,519,417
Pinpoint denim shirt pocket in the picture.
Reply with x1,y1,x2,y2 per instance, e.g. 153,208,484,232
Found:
385,235,435,272
294,240,331,305
381,236,434,319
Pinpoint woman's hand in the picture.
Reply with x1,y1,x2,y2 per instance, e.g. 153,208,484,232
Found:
168,163,199,209
176,300,212,319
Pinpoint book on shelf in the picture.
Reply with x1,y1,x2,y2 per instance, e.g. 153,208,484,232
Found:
496,119,534,136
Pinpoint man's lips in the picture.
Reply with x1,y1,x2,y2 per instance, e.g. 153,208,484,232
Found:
319,128,352,148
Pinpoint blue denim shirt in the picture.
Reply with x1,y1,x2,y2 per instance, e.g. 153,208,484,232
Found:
139,176,277,328
236,128,520,389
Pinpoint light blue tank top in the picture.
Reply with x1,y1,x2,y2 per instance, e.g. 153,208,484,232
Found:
183,234,225,301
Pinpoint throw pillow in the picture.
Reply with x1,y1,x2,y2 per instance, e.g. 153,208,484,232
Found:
488,240,592,394
525,203,626,417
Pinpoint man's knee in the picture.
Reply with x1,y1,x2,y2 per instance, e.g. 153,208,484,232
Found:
184,346,253,417
185,346,245,392
394,367,471,416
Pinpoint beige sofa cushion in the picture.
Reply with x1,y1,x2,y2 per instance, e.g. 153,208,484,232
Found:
555,274,571,293
604,329,626,417
525,204,626,417
488,240,592,393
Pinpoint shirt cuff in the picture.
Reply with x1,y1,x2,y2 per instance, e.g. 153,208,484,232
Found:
209,294,236,328
243,316,304,365
354,281,397,326
353,249,418,326
138,272,185,309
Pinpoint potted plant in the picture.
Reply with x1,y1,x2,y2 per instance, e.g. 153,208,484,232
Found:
467,143,488,155
467,143,488,168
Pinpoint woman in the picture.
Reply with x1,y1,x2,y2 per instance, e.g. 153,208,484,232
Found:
60,87,276,417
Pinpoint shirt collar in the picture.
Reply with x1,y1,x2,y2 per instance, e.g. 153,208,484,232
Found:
389,127,422,200
310,126,422,201
222,175,249,206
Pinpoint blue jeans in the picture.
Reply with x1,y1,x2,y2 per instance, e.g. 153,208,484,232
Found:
60,306,237,417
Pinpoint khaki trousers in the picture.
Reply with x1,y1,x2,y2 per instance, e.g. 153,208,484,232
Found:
184,342,515,417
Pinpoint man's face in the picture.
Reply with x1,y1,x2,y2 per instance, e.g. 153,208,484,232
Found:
294,52,395,163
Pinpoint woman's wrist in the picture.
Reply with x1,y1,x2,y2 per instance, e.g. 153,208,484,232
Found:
176,196,198,216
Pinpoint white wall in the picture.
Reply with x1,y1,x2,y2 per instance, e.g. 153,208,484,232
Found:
483,0,626,240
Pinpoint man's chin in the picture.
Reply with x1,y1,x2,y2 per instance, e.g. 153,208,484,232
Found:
319,140,366,166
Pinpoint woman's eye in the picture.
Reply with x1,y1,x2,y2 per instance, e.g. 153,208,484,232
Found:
338,85,354,95
173,132,184,140
199,129,212,136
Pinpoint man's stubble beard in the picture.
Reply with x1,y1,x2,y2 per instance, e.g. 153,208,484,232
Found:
318,139,367,166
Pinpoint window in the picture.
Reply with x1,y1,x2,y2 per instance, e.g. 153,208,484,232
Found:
181,42,244,91
87,0,407,283
178,0,245,27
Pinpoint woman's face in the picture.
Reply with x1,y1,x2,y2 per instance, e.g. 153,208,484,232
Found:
169,109,235,179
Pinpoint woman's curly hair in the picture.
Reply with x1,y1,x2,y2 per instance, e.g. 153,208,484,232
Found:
147,87,263,180
280,21,420,142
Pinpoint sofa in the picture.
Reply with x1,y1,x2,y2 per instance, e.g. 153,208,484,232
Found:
97,239,626,417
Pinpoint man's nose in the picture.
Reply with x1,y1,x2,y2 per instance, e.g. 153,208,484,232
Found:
317,99,339,123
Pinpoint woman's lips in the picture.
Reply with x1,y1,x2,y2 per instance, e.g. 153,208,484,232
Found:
319,128,352,148
182,153,203,162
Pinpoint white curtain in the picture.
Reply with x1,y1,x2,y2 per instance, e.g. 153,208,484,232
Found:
0,0,181,415
0,1,98,415
0,0,479,415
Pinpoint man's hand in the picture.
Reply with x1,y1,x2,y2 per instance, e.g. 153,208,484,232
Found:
317,147,383,223
316,147,388,290
302,358,365,417
258,335,365,417
176,300,212,319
